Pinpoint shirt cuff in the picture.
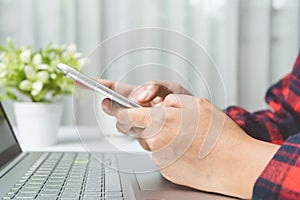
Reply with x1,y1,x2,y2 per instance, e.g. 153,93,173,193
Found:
252,133,300,199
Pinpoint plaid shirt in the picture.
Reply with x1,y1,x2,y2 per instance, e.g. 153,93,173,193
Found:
226,52,300,199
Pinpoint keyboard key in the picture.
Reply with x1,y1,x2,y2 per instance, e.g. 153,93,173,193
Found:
43,185,61,190
61,189,81,195
15,197,36,200
5,192,16,196
24,182,43,187
36,197,56,200
84,187,102,192
38,193,58,198
105,173,121,192
20,187,40,193
47,179,64,184
42,188,61,193
83,191,102,195
61,193,81,198
105,191,123,197
31,177,47,181
26,180,45,185
2,197,13,200
9,186,21,192
17,179,27,183
22,186,41,190
2,193,15,199
4,153,123,200
105,197,123,200
83,193,102,198
14,192,36,198
19,191,36,195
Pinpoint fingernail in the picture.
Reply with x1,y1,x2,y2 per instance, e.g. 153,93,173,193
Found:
138,90,149,101
102,106,108,113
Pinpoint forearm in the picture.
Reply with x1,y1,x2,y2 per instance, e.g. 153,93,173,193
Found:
230,137,279,198
207,131,278,199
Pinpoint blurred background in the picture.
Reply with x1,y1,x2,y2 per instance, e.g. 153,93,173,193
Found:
0,0,299,126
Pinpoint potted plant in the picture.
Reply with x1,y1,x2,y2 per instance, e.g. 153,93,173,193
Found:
0,38,83,148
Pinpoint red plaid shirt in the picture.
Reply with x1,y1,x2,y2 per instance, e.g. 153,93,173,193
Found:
226,52,300,199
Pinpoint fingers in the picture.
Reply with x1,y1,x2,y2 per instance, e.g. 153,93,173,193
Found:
101,98,113,115
111,94,195,134
122,95,200,151
161,94,201,112
74,80,90,90
98,79,116,90
114,111,152,151
101,98,124,116
116,121,133,134
137,138,151,151
134,81,173,103
161,94,181,108
115,107,152,128
115,105,172,144
99,80,195,153
99,79,138,114
98,79,136,97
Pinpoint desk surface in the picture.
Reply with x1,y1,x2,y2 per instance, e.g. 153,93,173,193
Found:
20,126,147,153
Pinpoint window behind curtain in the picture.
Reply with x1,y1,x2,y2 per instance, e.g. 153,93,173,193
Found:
0,0,299,125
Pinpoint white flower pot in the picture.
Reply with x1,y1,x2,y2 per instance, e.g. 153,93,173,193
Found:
14,102,63,149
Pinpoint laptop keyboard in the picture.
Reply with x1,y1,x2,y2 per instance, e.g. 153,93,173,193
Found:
3,152,124,200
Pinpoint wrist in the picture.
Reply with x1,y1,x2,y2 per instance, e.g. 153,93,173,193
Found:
228,136,280,198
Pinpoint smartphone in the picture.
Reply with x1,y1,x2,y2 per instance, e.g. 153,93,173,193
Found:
57,63,142,108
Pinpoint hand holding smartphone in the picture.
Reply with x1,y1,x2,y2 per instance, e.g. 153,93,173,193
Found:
56,63,142,108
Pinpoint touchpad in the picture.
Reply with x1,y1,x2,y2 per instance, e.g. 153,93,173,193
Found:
135,171,185,191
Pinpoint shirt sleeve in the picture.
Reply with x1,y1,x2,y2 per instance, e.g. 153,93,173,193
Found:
252,133,300,199
226,53,300,199
226,52,300,145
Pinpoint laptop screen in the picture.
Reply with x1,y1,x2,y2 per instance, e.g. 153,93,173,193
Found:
0,102,21,168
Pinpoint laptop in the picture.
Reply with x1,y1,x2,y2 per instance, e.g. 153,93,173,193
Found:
0,102,236,200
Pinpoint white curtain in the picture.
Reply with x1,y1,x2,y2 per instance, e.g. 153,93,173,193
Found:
0,0,299,126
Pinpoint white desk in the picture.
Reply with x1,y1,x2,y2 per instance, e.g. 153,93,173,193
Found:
21,126,147,153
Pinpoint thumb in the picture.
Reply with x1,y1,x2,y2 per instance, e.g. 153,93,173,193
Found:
160,94,181,108
161,94,200,111
134,81,173,103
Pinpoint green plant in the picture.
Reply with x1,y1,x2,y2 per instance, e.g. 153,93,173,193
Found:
0,38,84,102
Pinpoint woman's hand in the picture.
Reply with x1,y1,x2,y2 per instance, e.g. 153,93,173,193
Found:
107,93,280,199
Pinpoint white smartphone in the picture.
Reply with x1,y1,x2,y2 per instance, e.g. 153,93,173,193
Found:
57,63,142,108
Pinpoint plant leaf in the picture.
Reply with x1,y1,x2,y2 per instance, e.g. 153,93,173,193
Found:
7,38,15,51
0,45,7,52
5,88,17,100
0,93,7,100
